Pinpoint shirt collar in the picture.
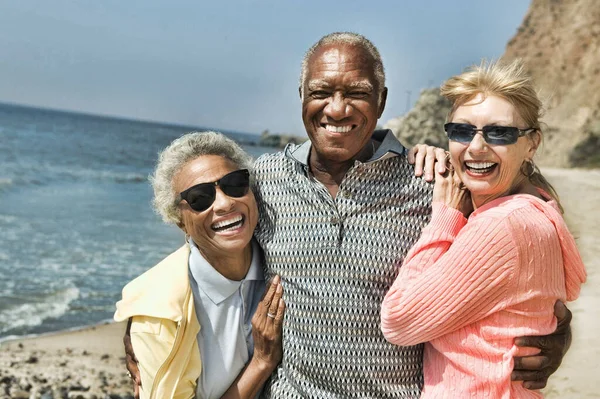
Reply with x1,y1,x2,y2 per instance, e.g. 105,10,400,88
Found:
188,238,264,305
286,129,407,166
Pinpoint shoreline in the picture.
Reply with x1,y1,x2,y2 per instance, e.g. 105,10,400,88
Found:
0,318,116,345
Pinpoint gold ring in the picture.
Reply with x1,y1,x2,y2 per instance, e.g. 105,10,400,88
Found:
267,313,276,319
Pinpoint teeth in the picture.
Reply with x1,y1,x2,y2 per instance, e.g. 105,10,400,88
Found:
216,222,243,233
212,215,243,230
325,124,352,133
465,162,495,170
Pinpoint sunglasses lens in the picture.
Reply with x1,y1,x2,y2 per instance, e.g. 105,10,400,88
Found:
445,124,474,143
220,170,250,198
483,126,518,144
179,169,250,212
186,185,215,212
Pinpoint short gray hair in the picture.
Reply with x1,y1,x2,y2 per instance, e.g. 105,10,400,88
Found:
299,32,386,101
150,131,253,225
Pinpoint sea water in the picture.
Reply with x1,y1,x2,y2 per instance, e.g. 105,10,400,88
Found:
0,103,276,339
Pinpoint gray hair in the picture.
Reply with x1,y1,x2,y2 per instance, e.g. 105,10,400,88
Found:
150,131,254,225
299,32,386,101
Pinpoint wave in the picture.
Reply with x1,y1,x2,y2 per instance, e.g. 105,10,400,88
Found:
70,169,148,184
0,165,148,189
0,286,80,334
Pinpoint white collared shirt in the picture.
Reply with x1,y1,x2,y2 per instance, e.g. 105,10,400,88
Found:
188,238,265,399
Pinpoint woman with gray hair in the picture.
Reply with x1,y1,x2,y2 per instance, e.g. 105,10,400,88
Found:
115,131,285,399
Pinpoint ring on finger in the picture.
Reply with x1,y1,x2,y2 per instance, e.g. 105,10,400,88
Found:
267,312,276,319
126,371,133,379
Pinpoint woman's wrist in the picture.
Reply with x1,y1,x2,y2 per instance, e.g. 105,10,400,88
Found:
248,355,277,376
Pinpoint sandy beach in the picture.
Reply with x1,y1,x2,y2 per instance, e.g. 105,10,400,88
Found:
0,168,597,399
0,322,130,398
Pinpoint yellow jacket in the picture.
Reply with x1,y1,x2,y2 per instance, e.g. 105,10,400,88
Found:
114,245,202,399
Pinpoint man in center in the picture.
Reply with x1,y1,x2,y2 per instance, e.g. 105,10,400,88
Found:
253,33,444,397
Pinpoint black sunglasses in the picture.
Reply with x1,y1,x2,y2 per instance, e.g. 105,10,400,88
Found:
177,169,250,212
444,123,536,145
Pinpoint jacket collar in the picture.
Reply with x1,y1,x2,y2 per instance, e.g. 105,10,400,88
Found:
114,244,192,322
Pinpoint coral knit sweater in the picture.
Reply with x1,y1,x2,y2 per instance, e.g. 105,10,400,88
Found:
381,192,586,398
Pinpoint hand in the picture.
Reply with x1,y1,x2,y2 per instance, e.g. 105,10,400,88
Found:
408,144,448,182
124,318,142,399
512,301,573,389
432,164,472,217
251,275,285,371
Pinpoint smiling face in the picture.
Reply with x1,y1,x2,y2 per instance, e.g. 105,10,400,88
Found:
173,154,257,260
301,43,387,165
449,94,537,208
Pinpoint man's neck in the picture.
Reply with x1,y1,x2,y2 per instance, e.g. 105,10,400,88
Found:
309,140,374,198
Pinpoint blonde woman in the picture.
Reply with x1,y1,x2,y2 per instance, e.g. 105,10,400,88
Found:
381,60,586,398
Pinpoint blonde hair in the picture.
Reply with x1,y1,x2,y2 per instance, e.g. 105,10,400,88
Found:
440,59,563,212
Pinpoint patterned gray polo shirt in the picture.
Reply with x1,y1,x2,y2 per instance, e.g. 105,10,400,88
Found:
253,129,433,398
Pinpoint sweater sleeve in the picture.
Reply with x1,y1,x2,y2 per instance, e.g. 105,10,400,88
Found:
381,202,518,346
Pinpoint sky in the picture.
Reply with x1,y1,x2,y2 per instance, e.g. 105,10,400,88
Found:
0,1,531,136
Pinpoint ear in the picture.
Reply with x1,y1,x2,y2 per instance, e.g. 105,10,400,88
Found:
377,87,388,118
527,130,541,157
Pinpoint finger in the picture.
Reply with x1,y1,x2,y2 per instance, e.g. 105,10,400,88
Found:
134,382,140,399
254,275,280,327
523,380,548,390
413,146,424,177
267,281,283,318
514,335,550,349
274,298,285,326
435,149,448,174
554,300,572,329
513,355,550,371
407,146,417,164
511,370,549,387
260,275,280,308
126,353,138,372
423,147,436,181
451,170,466,190
127,344,139,364
133,365,142,387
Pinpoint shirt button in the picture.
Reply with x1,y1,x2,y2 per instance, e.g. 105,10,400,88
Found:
342,190,352,199
330,216,339,225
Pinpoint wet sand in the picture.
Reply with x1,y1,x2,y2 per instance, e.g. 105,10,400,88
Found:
0,168,597,398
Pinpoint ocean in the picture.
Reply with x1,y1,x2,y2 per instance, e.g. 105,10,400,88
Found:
0,103,276,340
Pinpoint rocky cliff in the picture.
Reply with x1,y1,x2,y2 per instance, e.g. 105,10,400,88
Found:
383,88,451,150
385,0,600,168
